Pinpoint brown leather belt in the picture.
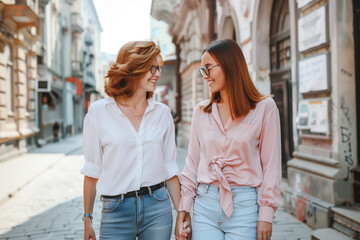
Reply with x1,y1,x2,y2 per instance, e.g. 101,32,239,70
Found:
101,182,165,199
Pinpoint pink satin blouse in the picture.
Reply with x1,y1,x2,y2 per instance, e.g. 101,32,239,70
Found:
178,97,282,223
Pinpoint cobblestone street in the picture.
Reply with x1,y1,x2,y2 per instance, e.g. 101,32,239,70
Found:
0,148,97,239
0,135,313,240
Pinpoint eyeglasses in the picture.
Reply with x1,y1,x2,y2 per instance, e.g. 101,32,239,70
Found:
150,65,163,74
199,64,219,77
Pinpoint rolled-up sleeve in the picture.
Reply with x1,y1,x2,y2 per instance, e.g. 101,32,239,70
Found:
162,110,180,179
80,109,102,178
178,107,201,213
258,101,282,223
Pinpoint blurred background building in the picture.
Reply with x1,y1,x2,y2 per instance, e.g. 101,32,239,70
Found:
151,0,359,238
150,14,177,113
0,0,103,159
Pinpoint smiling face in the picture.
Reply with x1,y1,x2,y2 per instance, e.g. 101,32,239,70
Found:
201,51,226,95
138,56,161,93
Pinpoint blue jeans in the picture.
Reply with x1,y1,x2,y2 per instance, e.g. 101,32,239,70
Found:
192,183,259,240
99,186,173,240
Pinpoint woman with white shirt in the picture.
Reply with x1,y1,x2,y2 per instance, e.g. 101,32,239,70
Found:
81,41,189,240
175,39,281,240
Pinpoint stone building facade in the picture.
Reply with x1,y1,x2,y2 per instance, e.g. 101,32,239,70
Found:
151,0,360,237
0,0,41,161
0,0,102,161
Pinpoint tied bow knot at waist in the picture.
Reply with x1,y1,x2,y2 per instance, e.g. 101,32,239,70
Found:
209,156,227,170
208,156,242,218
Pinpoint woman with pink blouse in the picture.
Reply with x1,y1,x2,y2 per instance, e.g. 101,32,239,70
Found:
175,39,281,240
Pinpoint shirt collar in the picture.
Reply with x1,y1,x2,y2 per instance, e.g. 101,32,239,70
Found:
104,97,115,105
211,102,226,134
105,97,155,112
147,99,155,111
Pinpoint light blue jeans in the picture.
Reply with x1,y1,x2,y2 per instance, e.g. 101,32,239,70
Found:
192,183,259,240
99,186,173,240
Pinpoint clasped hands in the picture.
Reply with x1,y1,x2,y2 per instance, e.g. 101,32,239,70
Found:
175,211,192,240
175,212,272,240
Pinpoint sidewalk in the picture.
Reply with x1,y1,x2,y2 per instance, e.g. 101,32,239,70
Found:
0,138,313,239
0,134,83,206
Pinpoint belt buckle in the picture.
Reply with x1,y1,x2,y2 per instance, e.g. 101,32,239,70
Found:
135,190,139,198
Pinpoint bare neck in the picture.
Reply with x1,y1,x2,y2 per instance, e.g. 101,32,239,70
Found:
115,93,147,108
218,91,229,107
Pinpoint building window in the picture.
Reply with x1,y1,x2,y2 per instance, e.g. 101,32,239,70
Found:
5,45,13,112
270,0,291,71
278,37,291,68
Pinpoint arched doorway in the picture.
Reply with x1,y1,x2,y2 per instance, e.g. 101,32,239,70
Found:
222,17,236,41
269,0,293,178
218,0,238,42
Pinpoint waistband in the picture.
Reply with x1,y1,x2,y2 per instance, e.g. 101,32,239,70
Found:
198,183,256,193
210,181,242,188
101,182,165,199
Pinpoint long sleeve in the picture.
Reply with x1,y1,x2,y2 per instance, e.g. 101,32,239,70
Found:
162,110,180,179
178,107,201,212
257,102,282,223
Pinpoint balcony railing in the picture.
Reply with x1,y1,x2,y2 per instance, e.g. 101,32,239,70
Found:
3,0,39,29
72,61,83,78
84,70,95,87
15,0,37,14
71,12,83,34
84,32,94,46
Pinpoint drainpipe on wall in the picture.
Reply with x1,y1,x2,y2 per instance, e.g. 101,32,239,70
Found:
61,0,67,138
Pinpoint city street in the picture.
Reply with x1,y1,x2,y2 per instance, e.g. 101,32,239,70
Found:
1,0,359,239
0,135,313,240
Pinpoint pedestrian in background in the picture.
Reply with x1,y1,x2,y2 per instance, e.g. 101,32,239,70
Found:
81,41,190,240
175,39,281,240
170,107,180,145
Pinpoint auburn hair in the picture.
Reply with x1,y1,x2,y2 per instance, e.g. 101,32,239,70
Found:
201,39,267,119
104,41,163,99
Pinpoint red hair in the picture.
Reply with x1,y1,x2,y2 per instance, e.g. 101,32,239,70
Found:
104,41,162,99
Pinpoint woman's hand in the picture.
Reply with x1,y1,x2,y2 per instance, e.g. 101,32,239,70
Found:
257,221,272,240
84,218,96,240
83,176,98,240
175,211,192,240
183,212,192,239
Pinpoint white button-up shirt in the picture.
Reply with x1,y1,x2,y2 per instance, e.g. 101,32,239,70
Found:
80,97,179,196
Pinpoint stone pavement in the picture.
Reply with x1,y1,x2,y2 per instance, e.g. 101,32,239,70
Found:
0,135,313,239
0,134,83,206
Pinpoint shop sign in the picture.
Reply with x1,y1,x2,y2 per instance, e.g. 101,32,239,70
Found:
298,98,330,135
298,5,328,52
36,78,51,92
299,52,329,94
